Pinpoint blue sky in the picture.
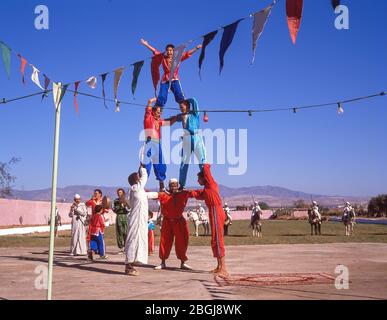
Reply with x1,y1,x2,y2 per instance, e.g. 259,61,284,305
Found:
0,0,386,196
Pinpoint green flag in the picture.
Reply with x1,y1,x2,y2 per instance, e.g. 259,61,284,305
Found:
131,61,144,96
0,41,11,79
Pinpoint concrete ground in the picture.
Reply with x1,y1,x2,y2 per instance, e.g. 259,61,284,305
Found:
0,243,386,300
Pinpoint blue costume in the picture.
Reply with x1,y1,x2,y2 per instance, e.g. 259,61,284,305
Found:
176,98,207,188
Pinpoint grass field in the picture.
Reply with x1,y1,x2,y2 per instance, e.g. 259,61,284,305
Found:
1,220,387,248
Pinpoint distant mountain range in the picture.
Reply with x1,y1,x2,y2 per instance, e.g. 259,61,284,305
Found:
8,185,370,207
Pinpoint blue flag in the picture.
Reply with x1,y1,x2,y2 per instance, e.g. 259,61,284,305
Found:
219,19,242,74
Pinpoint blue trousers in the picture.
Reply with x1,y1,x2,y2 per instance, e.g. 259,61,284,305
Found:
179,134,206,187
143,140,167,182
156,80,185,107
90,232,105,256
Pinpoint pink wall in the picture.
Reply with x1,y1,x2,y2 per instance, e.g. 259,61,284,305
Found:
0,199,116,227
0,199,272,227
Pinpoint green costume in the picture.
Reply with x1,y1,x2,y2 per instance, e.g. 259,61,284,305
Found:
113,198,130,250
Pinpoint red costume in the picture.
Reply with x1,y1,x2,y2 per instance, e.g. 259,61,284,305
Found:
144,106,164,141
157,190,194,262
85,199,108,242
152,50,192,84
192,164,226,258
86,199,108,215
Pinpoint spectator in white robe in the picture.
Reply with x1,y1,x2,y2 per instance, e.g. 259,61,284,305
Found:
124,165,149,276
69,194,88,256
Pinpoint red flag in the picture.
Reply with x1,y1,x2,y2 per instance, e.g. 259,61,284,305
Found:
151,53,163,96
17,54,27,84
74,81,80,113
286,0,303,44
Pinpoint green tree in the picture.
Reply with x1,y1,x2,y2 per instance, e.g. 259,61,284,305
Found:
0,157,20,198
293,199,308,209
258,202,270,210
367,195,387,217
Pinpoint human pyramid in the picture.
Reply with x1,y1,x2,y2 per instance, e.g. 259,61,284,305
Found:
84,39,229,278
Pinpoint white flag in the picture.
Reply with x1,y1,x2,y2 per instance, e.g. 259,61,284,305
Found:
252,4,274,64
52,82,62,109
86,76,97,89
30,65,44,90
169,43,187,84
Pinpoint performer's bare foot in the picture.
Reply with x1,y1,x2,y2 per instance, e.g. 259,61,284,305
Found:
215,268,229,279
210,267,220,273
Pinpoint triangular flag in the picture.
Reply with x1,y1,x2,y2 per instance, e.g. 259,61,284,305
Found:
169,44,187,85
219,19,242,74
53,82,62,109
30,65,44,90
17,54,27,84
43,74,50,90
74,81,80,113
286,0,303,45
0,42,11,79
86,76,97,89
198,30,218,79
41,74,50,101
101,73,108,108
331,0,340,10
58,84,69,105
151,53,163,96
132,61,144,96
251,4,274,64
113,68,124,106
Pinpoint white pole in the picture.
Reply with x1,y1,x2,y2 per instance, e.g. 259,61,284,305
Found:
47,82,62,300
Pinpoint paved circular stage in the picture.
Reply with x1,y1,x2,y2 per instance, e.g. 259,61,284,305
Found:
0,243,386,300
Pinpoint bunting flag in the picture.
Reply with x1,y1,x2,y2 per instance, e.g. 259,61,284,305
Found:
251,4,273,64
17,54,27,84
52,83,62,109
30,65,44,90
219,19,242,74
41,74,51,100
151,53,163,96
86,76,97,89
101,73,108,108
169,44,187,85
198,30,218,79
331,0,340,10
286,0,303,45
73,81,80,113
131,60,144,96
0,41,11,79
59,84,69,105
113,68,124,111
43,74,50,90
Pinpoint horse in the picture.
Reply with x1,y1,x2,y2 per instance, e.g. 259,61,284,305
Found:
187,210,210,237
307,209,322,235
342,211,355,236
250,213,262,237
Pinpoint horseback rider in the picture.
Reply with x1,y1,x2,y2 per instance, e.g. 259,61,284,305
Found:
342,201,355,222
196,203,206,221
251,201,262,227
223,203,232,236
311,201,322,222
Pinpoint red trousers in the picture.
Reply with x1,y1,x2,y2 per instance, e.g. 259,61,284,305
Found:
148,230,154,254
209,205,226,258
159,216,189,262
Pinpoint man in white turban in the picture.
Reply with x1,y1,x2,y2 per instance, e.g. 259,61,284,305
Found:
69,194,88,256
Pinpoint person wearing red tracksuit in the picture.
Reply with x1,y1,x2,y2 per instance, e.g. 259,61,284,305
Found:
192,164,228,278
147,178,194,271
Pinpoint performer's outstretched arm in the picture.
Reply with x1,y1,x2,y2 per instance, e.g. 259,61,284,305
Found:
140,38,157,54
